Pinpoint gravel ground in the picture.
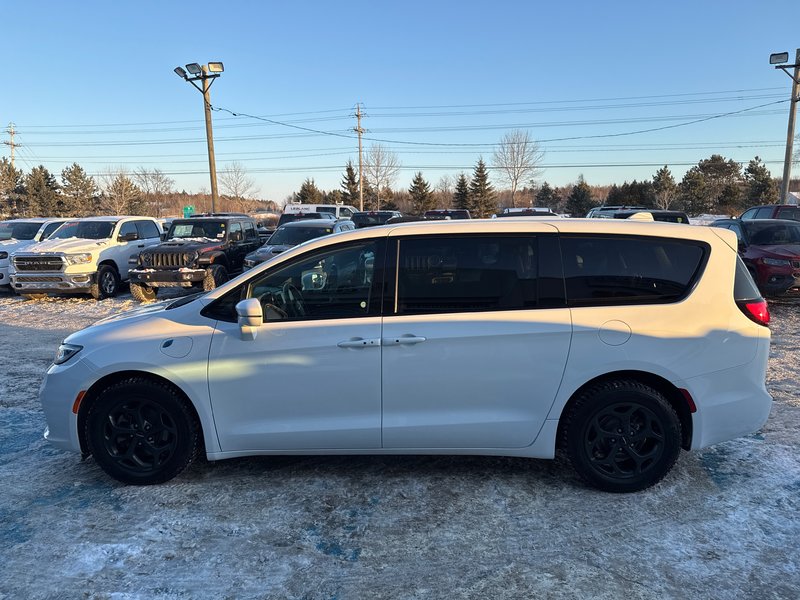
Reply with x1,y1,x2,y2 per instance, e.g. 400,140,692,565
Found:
1,290,799,599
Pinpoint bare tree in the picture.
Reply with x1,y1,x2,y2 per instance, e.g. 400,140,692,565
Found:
492,130,544,208
100,167,142,215
134,168,175,217
364,144,400,210
220,162,257,211
434,174,454,208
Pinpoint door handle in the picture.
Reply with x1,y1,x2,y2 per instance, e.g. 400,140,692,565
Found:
382,335,427,346
337,337,381,349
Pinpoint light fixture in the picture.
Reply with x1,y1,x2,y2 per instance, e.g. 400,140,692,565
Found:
770,52,789,65
173,66,187,79
185,63,202,75
207,62,224,73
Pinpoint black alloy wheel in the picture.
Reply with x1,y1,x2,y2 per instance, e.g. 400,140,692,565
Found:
564,380,681,493
86,378,200,485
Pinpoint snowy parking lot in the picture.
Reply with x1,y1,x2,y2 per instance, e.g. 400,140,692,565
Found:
1,291,799,599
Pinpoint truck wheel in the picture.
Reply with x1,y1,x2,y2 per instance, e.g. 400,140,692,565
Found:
91,265,120,300
202,264,228,291
130,282,158,302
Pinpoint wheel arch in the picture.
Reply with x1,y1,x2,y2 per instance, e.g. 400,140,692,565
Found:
555,370,693,451
77,369,206,456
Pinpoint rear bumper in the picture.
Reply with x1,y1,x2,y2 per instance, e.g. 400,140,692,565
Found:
130,268,206,287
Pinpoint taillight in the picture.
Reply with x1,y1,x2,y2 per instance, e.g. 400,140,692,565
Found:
737,299,770,327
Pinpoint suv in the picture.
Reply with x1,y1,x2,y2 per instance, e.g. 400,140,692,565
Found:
10,216,161,299
243,219,355,270
283,203,357,220
276,212,336,227
0,218,67,290
351,211,402,228
611,209,690,224
740,204,800,222
711,218,800,296
586,205,646,218
424,209,471,220
128,215,261,301
41,219,771,493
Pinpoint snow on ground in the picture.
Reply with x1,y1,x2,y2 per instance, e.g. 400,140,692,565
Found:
1,291,799,599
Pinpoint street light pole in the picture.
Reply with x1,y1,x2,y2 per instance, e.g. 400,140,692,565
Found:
201,66,220,213
175,62,224,213
772,49,800,203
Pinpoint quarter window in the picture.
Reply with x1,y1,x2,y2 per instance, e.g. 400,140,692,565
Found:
561,235,707,306
395,236,539,315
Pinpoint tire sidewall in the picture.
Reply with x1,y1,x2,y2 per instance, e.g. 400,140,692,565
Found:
566,383,681,493
86,380,197,485
92,265,119,300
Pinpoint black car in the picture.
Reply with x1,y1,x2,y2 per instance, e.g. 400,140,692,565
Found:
423,209,471,220
129,216,261,301
611,209,690,224
351,210,402,228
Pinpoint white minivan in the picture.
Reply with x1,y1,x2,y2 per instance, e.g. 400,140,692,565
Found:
40,219,772,492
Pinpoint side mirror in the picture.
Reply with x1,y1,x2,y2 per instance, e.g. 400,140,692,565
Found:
119,232,139,242
160,232,168,241
235,298,263,340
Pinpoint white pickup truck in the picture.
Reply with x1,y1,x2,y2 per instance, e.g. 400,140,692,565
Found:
9,216,162,299
0,218,68,291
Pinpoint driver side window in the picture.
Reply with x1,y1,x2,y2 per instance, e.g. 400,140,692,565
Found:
245,240,379,322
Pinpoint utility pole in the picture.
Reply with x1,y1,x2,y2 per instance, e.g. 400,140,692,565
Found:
354,104,365,211
174,62,224,213
771,49,800,203
3,123,19,168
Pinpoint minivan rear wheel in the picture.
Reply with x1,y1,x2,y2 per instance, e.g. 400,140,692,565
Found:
86,378,200,485
563,380,681,493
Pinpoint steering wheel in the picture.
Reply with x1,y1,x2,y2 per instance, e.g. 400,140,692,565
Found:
282,281,306,317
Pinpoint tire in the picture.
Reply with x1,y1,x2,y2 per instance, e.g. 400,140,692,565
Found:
202,264,228,291
91,265,120,300
563,379,682,493
85,377,200,485
130,282,158,302
21,293,48,300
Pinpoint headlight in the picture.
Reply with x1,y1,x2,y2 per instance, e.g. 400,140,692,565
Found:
65,253,93,265
762,257,791,266
0,251,8,260
54,343,83,365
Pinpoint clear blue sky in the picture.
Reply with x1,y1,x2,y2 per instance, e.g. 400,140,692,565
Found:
4,0,800,203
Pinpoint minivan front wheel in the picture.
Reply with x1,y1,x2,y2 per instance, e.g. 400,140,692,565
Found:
564,380,681,493
86,378,200,485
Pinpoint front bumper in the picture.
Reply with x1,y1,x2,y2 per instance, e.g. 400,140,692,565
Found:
756,264,800,296
11,270,97,293
41,358,98,454
130,267,206,288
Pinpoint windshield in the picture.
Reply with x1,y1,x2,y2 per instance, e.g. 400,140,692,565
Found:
50,221,115,240
0,221,41,241
168,221,226,241
267,225,333,246
744,221,800,245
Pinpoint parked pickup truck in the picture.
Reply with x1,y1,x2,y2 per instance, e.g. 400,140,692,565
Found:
128,215,261,302
10,216,162,299
0,218,67,290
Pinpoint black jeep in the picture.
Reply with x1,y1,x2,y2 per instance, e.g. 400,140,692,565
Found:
128,216,261,302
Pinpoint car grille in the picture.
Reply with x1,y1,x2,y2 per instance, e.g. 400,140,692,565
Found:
13,256,65,272
142,252,193,268
14,275,63,282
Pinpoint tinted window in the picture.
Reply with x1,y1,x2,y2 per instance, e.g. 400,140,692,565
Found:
51,221,115,240
268,225,334,246
0,221,41,241
561,235,707,306
41,221,64,239
136,220,161,239
740,208,757,220
733,256,761,301
243,221,257,240
229,222,242,240
742,221,800,245
119,221,138,239
754,207,774,219
396,236,538,315
776,206,800,221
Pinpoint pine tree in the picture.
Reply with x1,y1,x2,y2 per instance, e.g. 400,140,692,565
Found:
294,178,323,204
652,166,677,210
468,159,496,218
565,175,596,217
103,173,143,215
24,165,60,216
0,157,24,216
534,181,556,208
744,156,778,205
452,173,470,211
678,168,709,216
408,172,434,214
341,161,360,207
61,163,99,217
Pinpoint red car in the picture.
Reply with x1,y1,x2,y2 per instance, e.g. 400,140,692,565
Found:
712,218,800,296
740,204,800,221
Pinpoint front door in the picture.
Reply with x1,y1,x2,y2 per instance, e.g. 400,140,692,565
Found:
207,238,385,451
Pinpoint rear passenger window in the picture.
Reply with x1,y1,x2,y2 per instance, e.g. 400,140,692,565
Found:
396,236,538,314
754,207,774,219
561,235,707,306
135,220,160,240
